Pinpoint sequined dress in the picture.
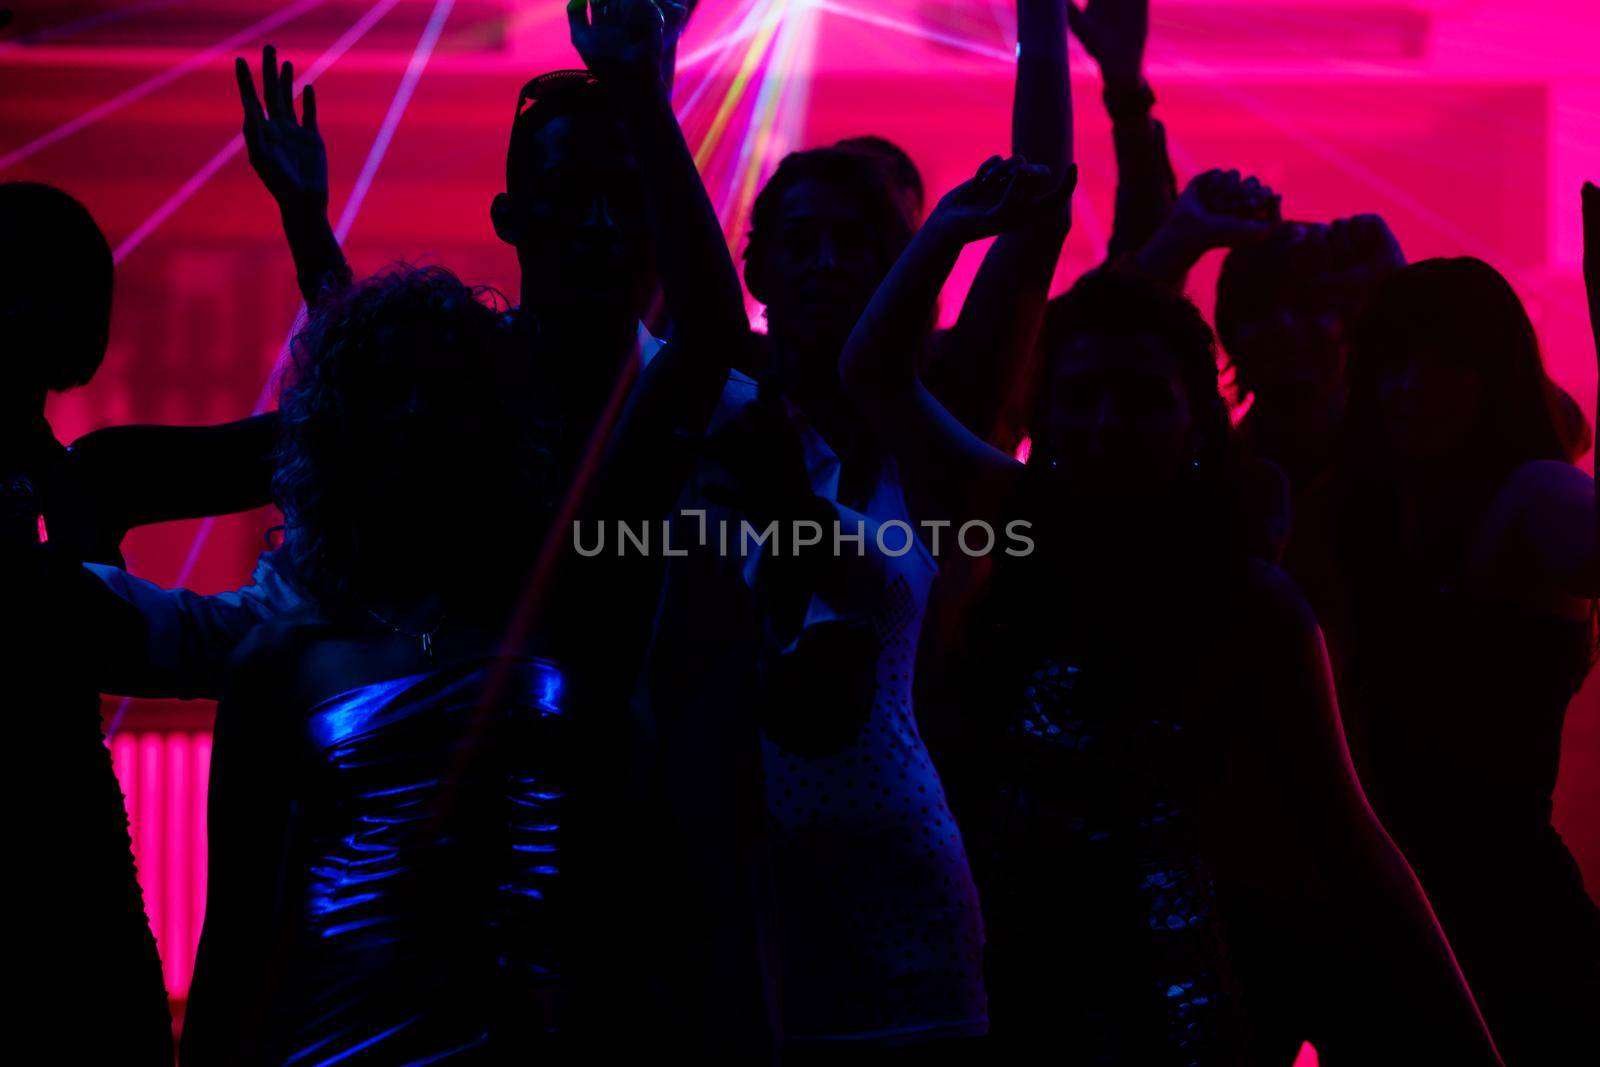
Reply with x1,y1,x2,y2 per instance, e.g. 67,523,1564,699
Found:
981,652,1255,1065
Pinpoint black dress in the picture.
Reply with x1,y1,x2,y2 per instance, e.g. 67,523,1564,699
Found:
4,418,173,1064
1341,578,1600,1064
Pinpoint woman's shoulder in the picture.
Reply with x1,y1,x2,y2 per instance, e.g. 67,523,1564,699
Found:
1221,558,1324,646
1473,458,1598,605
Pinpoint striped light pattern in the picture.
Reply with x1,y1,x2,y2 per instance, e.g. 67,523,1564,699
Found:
109,731,212,999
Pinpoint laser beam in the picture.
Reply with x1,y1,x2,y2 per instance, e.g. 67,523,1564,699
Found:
0,0,333,173
113,0,405,265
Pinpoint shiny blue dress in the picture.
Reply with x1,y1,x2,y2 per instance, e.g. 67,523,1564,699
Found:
271,657,568,1065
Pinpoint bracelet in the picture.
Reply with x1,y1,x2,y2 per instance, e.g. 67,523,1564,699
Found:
1103,78,1156,121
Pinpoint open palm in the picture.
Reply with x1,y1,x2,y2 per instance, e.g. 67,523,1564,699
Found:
235,46,328,212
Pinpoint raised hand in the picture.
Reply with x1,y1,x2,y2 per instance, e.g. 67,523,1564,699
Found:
1327,214,1404,274
927,155,1077,246
1169,168,1280,251
1067,0,1148,89
568,0,667,95
1321,213,1404,313
235,46,328,215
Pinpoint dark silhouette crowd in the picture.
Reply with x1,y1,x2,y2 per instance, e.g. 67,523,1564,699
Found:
3,1,1597,1064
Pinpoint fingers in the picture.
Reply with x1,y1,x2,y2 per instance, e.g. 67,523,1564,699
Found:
280,60,296,124
302,83,318,133
261,45,282,121
234,56,266,131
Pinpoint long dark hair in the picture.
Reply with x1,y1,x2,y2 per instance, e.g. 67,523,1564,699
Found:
1029,270,1250,554
1340,257,1569,561
985,271,1255,661
274,265,555,614
1337,257,1596,667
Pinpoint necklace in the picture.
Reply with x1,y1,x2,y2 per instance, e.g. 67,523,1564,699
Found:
366,607,445,661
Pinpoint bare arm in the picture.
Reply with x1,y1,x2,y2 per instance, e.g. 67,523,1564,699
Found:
569,0,752,513
1215,566,1502,1064
236,46,352,306
70,414,278,534
927,0,1072,445
1067,0,1178,260
842,157,1070,524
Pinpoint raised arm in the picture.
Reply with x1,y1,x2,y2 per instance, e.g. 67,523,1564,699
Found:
842,156,1072,524
236,46,351,306
569,0,752,495
1067,0,1178,260
926,0,1072,445
57,49,332,541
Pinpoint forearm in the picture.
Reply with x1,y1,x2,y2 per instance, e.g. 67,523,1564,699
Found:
75,415,279,531
1013,0,1071,172
619,84,746,372
280,201,351,307
842,223,965,413
931,0,1070,440
1131,213,1208,290
1106,101,1177,261
592,83,750,523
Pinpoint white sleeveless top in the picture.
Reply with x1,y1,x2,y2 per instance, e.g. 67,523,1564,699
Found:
716,374,988,1044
